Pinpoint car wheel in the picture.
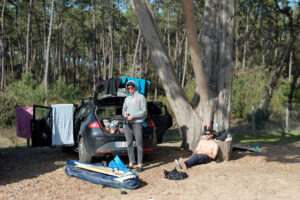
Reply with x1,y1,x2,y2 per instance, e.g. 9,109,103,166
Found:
78,137,92,163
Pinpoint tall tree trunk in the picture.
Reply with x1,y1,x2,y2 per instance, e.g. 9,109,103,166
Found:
1,0,7,92
242,0,250,68
101,1,107,80
132,28,141,77
181,36,188,87
8,38,14,79
131,0,235,150
260,6,265,65
92,0,97,91
167,7,171,58
44,0,55,106
119,38,122,75
108,0,114,78
139,37,144,78
25,0,33,73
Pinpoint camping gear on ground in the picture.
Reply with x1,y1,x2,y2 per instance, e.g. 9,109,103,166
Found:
108,155,130,172
65,159,140,189
233,144,261,152
16,107,33,139
51,104,74,146
164,168,188,180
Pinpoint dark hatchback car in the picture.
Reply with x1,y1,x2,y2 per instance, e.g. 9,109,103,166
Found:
31,80,172,163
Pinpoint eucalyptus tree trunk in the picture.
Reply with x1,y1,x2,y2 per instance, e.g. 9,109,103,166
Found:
131,0,235,150
167,8,171,58
119,38,122,75
260,6,265,65
132,28,141,77
44,0,55,106
92,0,97,91
108,0,114,79
289,0,296,81
25,0,33,73
101,1,107,80
242,0,250,68
43,0,47,63
181,36,188,87
8,39,14,78
139,37,144,79
1,0,7,92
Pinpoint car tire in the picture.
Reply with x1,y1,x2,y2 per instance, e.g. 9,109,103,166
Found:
78,137,92,163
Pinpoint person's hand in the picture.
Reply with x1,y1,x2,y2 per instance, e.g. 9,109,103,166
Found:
127,115,133,120
124,112,128,117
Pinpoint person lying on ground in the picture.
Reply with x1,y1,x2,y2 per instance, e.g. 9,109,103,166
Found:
175,128,219,170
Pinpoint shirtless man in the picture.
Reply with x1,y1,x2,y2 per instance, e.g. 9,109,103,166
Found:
175,129,218,170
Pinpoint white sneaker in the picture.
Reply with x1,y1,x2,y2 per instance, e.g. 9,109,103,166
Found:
174,159,182,169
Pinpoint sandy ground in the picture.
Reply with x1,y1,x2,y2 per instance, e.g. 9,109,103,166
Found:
1,136,300,200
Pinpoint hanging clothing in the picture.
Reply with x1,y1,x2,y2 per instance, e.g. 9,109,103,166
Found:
51,104,74,146
103,78,122,96
16,107,33,139
121,77,150,95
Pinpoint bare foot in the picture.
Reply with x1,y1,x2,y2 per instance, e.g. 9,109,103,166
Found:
179,158,187,170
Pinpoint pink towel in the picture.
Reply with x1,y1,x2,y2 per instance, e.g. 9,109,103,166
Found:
16,107,33,139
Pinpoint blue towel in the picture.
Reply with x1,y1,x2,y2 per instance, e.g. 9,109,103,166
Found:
121,77,151,95
51,104,74,146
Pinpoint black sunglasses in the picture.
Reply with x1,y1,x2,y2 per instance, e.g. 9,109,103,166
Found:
205,132,212,135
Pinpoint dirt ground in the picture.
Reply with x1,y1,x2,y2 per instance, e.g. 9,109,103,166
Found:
1,128,300,200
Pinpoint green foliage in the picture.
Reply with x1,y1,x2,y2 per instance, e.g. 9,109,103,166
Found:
6,72,45,106
231,66,267,119
269,78,290,119
0,93,24,128
232,131,300,144
48,76,83,104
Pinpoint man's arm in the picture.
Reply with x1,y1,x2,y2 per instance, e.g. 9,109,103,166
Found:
122,98,128,117
193,140,203,154
208,143,219,159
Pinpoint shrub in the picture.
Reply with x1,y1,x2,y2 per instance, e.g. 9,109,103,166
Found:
6,72,44,106
0,93,24,127
48,76,83,104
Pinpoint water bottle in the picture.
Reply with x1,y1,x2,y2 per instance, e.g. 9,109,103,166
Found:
109,122,115,134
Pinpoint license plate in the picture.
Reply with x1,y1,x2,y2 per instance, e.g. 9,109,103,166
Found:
115,141,136,148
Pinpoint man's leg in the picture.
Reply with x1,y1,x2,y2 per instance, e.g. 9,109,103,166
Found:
133,123,143,167
125,124,135,166
184,154,210,168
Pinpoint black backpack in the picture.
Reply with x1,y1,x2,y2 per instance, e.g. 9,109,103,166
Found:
164,168,188,180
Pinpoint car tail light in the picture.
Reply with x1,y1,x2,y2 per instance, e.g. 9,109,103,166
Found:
143,148,153,151
147,120,155,127
88,121,101,128
96,150,111,153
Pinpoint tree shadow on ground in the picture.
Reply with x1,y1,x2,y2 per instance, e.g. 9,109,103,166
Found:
162,125,300,166
0,147,77,186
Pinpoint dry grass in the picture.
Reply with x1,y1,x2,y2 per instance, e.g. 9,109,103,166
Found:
0,128,27,149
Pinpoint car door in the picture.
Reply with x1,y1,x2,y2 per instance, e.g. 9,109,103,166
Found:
147,101,173,143
31,104,79,147
31,105,52,147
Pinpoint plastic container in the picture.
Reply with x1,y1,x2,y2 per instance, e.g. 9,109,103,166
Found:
109,122,116,134
225,133,232,141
